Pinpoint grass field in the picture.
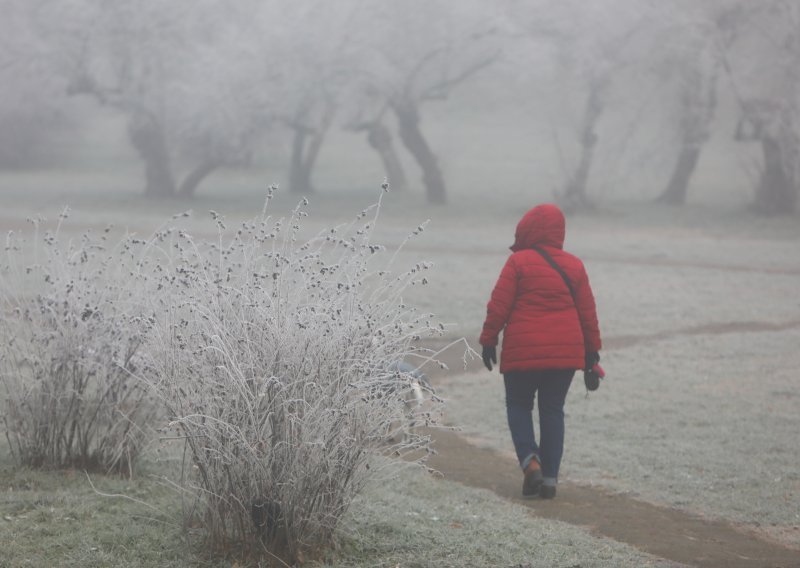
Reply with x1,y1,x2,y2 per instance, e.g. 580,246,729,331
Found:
1,168,798,566
0,451,686,568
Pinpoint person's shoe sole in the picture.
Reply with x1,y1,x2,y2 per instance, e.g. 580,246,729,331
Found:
522,470,543,498
539,485,556,499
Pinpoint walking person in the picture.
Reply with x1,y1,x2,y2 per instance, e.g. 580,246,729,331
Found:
479,203,601,499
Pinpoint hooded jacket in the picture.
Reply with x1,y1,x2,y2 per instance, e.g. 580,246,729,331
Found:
479,204,601,373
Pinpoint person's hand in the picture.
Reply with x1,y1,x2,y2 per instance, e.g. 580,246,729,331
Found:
585,351,600,371
482,345,497,371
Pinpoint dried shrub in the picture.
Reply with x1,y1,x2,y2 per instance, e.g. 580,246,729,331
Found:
0,213,157,476
142,188,449,563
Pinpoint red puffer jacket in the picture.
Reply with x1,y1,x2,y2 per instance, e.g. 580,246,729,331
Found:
480,204,601,373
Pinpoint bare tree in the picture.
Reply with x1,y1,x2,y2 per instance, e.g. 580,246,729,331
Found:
0,0,79,168
167,8,275,199
18,1,273,199
721,1,800,214
352,0,501,204
559,3,657,210
653,4,727,205
353,116,409,192
344,87,409,191
507,0,669,210
262,2,360,194
656,63,720,205
286,98,336,194
60,2,191,198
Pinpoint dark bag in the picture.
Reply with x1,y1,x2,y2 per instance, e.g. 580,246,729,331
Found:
531,245,604,391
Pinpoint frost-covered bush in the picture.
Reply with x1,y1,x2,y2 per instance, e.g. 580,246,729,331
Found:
142,188,448,563
0,213,157,476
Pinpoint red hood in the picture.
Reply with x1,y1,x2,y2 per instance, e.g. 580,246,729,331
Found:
509,204,565,252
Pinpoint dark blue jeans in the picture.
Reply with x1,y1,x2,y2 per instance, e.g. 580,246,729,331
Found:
504,370,574,482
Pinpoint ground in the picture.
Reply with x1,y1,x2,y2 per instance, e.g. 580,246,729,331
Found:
426,410,800,568
410,199,800,567
0,185,799,567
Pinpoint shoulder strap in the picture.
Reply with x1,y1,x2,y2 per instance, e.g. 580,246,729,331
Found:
532,245,576,303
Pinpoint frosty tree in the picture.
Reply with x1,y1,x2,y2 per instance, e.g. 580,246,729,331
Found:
505,0,667,210
8,1,275,199
349,0,501,204
0,0,77,168
652,1,728,205
722,0,800,214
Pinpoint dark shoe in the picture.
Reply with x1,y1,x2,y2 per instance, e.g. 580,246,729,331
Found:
539,485,556,499
522,460,543,497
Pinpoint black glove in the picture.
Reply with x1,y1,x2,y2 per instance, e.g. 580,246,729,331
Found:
482,345,497,371
584,351,600,371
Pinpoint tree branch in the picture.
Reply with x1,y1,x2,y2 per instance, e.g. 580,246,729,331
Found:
419,50,501,101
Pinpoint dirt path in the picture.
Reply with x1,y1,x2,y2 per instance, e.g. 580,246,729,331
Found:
420,336,800,568
604,318,800,350
426,428,800,568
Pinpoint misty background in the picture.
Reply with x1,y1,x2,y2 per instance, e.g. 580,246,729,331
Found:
1,0,799,219
2,3,800,564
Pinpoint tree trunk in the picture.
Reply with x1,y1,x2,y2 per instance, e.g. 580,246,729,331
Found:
657,144,701,204
754,137,797,215
289,103,336,194
657,61,718,206
393,99,446,204
128,112,176,198
177,160,220,199
564,130,597,207
289,128,314,194
563,82,604,209
367,122,407,191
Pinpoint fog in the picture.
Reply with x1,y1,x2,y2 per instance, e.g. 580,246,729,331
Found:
1,0,798,220
2,2,800,563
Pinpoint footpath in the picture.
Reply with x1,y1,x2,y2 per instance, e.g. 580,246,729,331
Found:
427,428,800,568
